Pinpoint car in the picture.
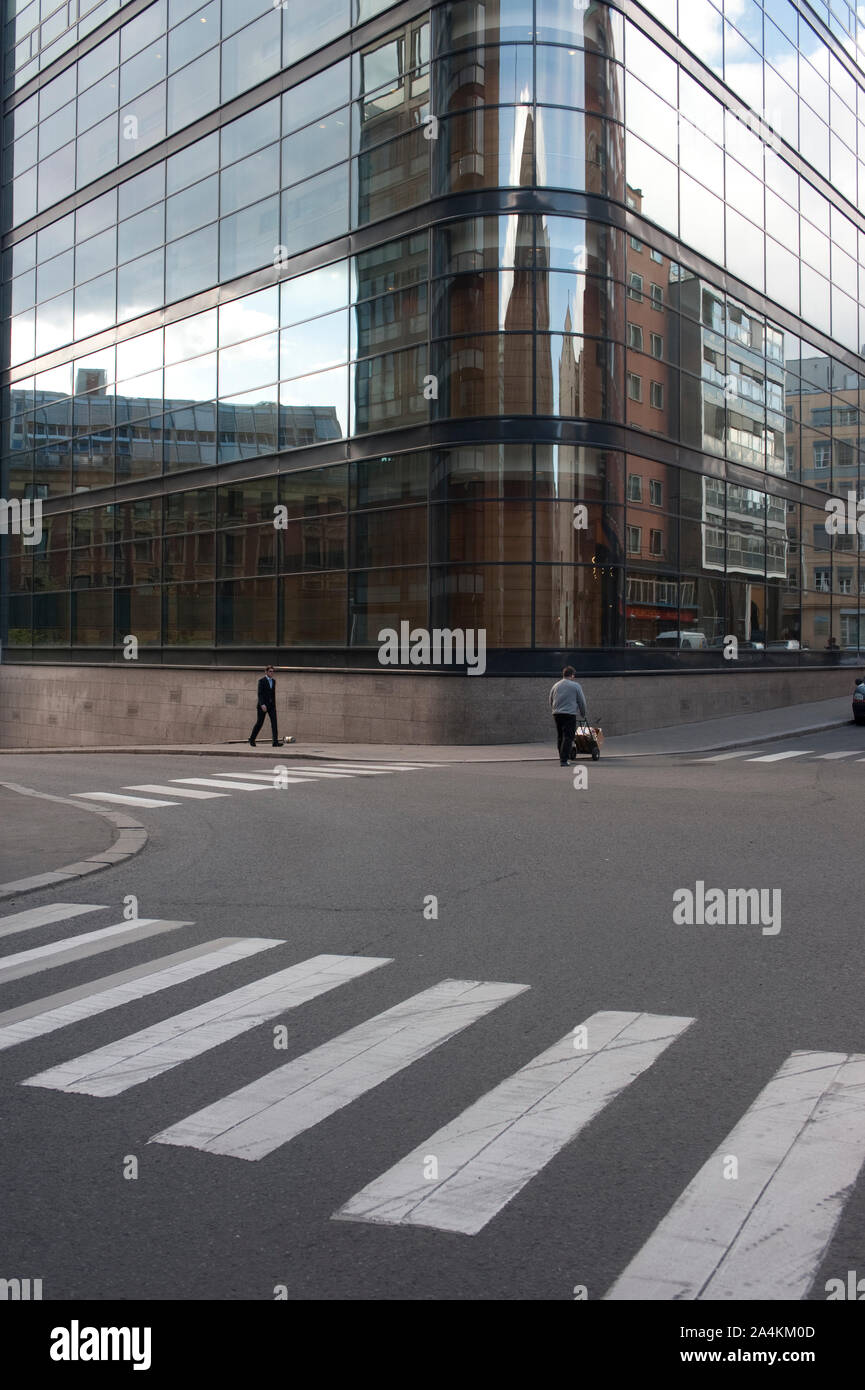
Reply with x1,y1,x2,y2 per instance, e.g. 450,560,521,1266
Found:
766,639,805,651
853,682,865,725
655,630,708,650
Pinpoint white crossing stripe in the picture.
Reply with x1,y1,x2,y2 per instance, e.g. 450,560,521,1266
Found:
284,765,393,776
170,778,272,791
0,919,190,985
216,770,353,780
696,750,763,762
152,978,527,1161
605,1050,865,1301
0,937,282,1052
813,751,859,760
24,954,391,1097
318,767,436,778
0,903,105,940
206,772,319,784
73,792,180,807
309,764,406,774
336,1010,693,1235
747,750,813,762
125,784,230,799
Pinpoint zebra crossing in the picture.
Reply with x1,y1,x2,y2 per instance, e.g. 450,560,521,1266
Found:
69,761,440,809
694,747,865,764
1,898,864,1300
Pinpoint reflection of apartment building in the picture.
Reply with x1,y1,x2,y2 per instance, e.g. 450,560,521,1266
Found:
354,16,430,225
786,355,862,493
672,274,787,475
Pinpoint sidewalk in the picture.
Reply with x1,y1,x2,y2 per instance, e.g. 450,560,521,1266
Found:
0,784,114,882
0,782,148,899
0,696,853,762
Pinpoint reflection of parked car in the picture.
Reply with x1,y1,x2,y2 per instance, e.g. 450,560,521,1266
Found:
708,638,765,650
625,640,646,647
853,682,865,725
766,640,803,650
655,630,708,650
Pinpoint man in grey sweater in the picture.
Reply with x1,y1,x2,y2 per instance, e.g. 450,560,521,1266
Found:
549,666,588,766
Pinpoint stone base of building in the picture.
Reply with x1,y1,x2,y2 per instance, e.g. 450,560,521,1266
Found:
0,663,858,748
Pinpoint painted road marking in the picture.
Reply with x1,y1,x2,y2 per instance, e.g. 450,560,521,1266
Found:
336,1011,693,1235
0,904,105,940
25,954,391,1097
696,751,764,762
747,750,814,762
125,784,230,799
0,938,282,1052
73,792,180,807
0,920,190,986
216,770,353,781
170,778,272,791
152,978,528,1161
605,1050,865,1300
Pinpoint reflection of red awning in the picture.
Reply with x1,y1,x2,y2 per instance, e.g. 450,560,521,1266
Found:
628,606,697,620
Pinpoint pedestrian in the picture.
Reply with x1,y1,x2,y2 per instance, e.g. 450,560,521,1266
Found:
549,665,587,767
249,664,280,747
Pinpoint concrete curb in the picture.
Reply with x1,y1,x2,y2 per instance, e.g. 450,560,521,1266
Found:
0,745,295,756
0,718,855,763
0,781,149,900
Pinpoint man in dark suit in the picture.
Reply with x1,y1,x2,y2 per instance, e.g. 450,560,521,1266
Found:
249,665,279,747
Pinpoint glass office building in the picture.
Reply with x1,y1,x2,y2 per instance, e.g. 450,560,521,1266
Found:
2,0,865,672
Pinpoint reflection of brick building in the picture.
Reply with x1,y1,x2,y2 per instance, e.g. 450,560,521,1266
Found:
624,184,673,444
621,184,678,643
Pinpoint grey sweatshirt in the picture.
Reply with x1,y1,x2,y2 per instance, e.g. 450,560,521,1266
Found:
549,678,587,717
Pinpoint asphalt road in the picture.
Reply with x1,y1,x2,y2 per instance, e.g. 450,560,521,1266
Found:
0,726,863,1302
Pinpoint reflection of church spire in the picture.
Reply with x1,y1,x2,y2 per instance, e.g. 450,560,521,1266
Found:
498,99,536,415
558,304,580,418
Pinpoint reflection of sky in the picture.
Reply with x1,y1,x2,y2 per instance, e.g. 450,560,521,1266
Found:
621,7,863,353
499,92,532,329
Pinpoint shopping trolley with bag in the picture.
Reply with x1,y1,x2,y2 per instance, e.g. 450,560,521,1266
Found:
571,719,604,761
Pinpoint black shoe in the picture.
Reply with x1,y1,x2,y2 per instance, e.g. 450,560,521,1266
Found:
272,742,280,747
560,760,569,767
248,739,256,747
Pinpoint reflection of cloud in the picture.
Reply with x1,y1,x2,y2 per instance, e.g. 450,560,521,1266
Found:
165,312,216,364
164,356,216,401
678,2,723,66
218,289,278,348
73,311,113,340
11,319,34,368
281,364,348,433
282,266,348,325
115,370,163,399
33,365,72,393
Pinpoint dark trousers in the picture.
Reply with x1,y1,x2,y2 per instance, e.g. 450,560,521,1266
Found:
554,713,577,763
250,706,279,745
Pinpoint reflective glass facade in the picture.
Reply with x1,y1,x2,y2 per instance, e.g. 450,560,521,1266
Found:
2,0,865,669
